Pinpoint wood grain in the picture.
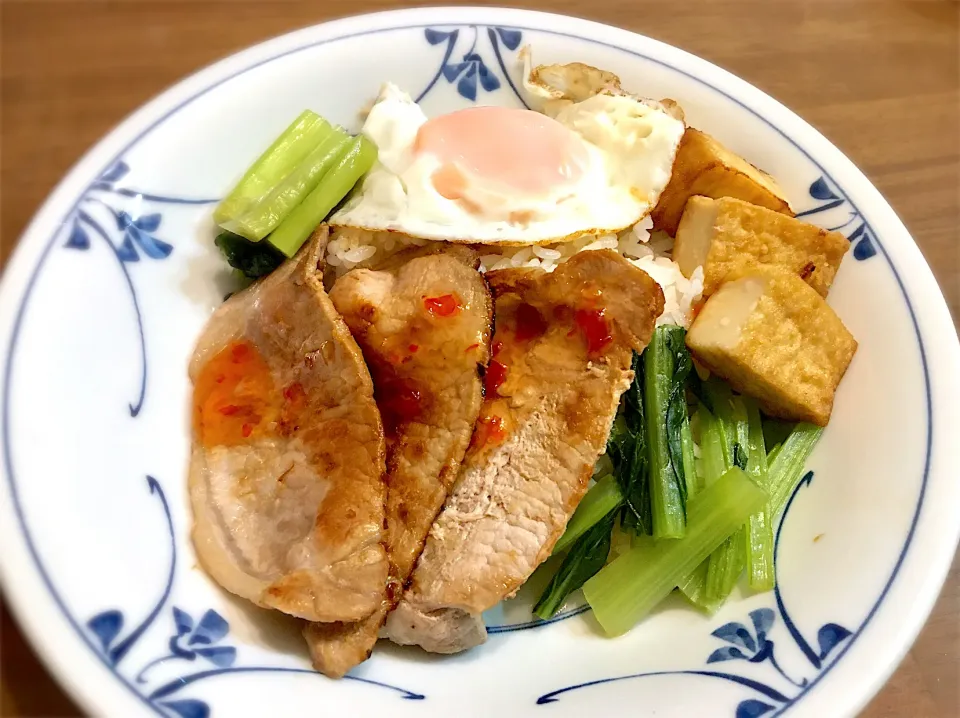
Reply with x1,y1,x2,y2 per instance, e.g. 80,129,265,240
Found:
1,1,957,715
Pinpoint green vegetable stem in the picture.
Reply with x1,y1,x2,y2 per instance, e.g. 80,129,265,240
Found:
535,512,616,620
703,395,749,603
584,467,766,636
767,422,824,520
214,111,335,228
553,475,623,555
221,128,351,242
643,325,693,539
743,399,775,591
269,135,377,257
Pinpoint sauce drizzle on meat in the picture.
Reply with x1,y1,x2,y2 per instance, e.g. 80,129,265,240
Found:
514,302,547,341
575,307,613,356
423,293,462,317
473,414,507,449
485,360,508,396
193,340,276,447
375,370,426,438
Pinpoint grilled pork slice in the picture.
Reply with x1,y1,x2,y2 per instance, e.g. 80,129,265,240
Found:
189,227,387,624
384,249,664,653
304,244,493,677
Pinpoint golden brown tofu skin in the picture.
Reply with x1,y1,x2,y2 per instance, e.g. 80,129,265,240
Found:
686,267,857,426
675,196,850,298
652,128,793,236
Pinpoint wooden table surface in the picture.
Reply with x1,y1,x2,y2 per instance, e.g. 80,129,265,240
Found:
1,0,957,715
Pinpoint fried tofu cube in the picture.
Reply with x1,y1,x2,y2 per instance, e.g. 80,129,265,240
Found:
686,267,857,426
652,128,793,236
674,196,850,297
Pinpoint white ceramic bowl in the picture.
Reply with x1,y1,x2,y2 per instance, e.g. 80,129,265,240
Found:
2,8,958,718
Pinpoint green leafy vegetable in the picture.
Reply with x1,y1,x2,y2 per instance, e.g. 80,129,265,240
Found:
664,327,694,500
677,404,725,607
768,422,824,519
703,395,750,603
535,512,615,620
643,325,692,538
704,524,745,602
677,561,723,614
584,467,767,636
553,475,623,555
680,413,699,498
743,399,774,591
269,134,378,257
214,110,336,227
703,379,736,463
698,405,728,487
221,128,350,242
609,352,651,535
214,231,285,279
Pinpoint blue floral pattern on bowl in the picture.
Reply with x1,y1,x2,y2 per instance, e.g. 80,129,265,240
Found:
62,161,218,416
43,22,880,718
85,476,423,718
417,26,527,104
797,177,877,260
536,472,853,717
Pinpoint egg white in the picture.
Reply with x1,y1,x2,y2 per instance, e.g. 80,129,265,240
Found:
331,81,685,245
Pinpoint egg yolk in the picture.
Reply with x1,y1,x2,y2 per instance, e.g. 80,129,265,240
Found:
415,106,588,200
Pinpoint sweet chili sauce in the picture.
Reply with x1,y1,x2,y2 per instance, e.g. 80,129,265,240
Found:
193,341,314,446
514,302,547,342
376,376,424,438
193,340,277,447
485,360,508,396
423,294,462,318
575,308,613,356
484,303,546,398
472,414,506,450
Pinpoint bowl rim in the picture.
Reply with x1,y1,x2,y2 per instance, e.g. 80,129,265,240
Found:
1,7,958,717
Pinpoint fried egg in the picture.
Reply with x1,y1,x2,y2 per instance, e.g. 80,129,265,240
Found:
330,81,685,244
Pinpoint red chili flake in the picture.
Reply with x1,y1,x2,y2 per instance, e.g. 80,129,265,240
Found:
214,374,225,384
514,303,547,342
219,405,240,416
408,344,419,353
231,343,251,362
575,308,613,356
465,343,480,353
241,423,253,438
423,294,461,317
485,360,508,396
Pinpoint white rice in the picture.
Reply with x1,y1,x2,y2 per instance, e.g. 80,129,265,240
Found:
326,215,704,327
